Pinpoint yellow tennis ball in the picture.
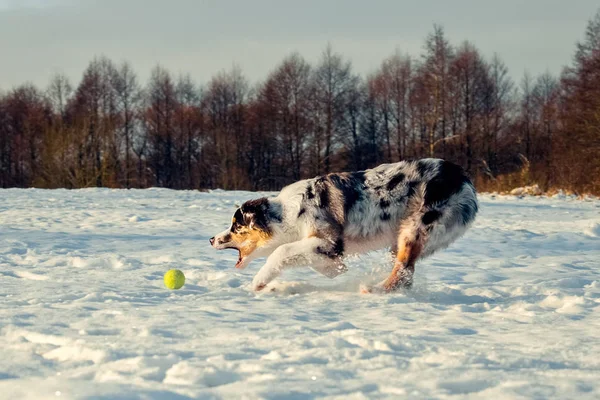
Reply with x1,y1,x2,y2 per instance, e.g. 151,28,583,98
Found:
164,269,185,290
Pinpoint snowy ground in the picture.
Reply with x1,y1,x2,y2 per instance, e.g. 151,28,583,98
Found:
0,188,599,400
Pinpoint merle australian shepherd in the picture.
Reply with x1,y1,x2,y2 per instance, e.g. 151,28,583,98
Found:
210,158,478,293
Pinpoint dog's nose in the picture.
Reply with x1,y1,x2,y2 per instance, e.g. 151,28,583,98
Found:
209,237,215,246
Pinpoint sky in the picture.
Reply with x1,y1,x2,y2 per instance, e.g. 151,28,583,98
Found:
0,0,598,90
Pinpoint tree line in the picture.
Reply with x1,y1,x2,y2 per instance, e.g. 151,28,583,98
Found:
1,10,599,194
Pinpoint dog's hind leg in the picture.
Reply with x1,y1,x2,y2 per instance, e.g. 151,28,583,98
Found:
376,208,443,292
381,224,424,291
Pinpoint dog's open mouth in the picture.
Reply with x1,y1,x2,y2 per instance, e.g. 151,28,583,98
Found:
220,246,245,269
235,254,244,268
231,248,244,268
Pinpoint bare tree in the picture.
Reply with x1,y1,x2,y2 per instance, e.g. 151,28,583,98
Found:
47,73,73,118
0,85,51,187
175,74,202,188
70,56,119,186
259,53,312,181
421,25,454,158
519,72,535,163
202,66,250,188
484,54,515,174
532,72,559,184
450,41,489,173
145,65,177,188
311,45,355,173
112,61,141,188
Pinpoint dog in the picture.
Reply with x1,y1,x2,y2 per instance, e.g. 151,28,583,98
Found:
210,158,478,292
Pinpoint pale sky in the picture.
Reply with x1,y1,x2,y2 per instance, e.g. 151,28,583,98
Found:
0,0,598,90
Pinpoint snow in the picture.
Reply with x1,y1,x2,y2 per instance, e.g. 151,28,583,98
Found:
509,184,543,196
0,188,599,399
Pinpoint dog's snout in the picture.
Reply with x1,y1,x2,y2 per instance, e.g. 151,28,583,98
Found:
209,237,215,246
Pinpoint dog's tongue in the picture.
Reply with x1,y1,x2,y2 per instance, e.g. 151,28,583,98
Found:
235,250,243,268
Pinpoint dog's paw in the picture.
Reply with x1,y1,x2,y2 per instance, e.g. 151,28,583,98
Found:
360,283,385,294
360,281,412,294
359,284,371,294
251,267,279,292
251,275,266,292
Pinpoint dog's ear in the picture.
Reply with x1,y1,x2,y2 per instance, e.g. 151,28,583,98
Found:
243,211,257,229
240,198,270,231
232,208,244,226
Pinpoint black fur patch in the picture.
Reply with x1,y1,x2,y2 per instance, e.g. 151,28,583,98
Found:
231,208,244,230
343,189,362,214
317,238,345,259
422,210,441,225
240,197,271,233
317,185,329,208
416,159,434,177
424,161,469,206
406,181,419,198
327,172,365,215
386,173,406,191
298,208,306,217
313,177,331,209
381,212,391,221
334,238,344,255
270,211,283,222
379,198,390,208
306,185,315,199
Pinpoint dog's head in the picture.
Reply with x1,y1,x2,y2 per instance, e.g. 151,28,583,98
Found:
210,197,276,269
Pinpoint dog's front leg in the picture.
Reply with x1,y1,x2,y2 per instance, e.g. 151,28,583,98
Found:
251,237,341,291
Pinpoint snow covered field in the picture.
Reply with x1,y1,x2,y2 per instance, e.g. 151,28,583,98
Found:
1,188,599,400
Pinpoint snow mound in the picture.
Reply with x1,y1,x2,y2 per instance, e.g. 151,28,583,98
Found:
510,184,543,196
583,222,600,237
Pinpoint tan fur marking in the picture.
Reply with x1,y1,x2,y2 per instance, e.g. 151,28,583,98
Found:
229,226,272,258
328,185,346,224
382,236,423,292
